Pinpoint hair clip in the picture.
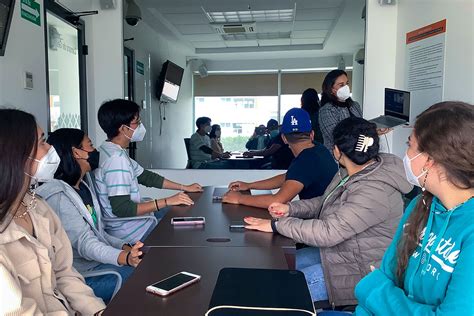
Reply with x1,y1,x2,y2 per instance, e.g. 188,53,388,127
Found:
355,134,374,153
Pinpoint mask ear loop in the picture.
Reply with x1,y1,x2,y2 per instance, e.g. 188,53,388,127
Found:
420,167,429,206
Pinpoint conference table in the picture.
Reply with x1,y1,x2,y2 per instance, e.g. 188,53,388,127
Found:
222,153,266,169
144,186,295,249
104,186,297,315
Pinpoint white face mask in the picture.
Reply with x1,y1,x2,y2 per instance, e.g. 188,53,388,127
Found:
28,146,61,183
204,126,212,134
403,151,427,187
336,85,351,101
124,123,146,142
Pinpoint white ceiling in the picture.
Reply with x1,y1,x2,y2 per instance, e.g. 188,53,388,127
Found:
137,0,366,61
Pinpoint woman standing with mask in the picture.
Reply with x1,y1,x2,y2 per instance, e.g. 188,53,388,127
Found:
0,110,105,315
319,70,363,151
355,102,474,315
36,128,144,304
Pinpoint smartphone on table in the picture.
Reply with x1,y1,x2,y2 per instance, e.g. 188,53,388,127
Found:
146,271,201,296
171,216,205,225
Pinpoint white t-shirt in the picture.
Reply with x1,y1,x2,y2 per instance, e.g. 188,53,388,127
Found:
94,141,155,243
189,132,212,168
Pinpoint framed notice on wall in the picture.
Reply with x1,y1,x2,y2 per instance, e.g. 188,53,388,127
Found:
0,0,15,56
405,19,447,122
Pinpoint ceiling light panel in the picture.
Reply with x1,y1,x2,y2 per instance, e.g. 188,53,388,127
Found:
207,9,294,23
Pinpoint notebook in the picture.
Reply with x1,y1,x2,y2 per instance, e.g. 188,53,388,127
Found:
206,268,316,316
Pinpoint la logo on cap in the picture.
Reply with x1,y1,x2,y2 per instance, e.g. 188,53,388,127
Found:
291,116,298,126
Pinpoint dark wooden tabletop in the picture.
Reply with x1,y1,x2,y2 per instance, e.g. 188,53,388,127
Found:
144,186,295,249
104,247,289,316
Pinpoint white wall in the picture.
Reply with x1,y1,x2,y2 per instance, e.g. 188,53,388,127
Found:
0,0,48,130
124,14,193,169
362,0,398,120
394,0,474,105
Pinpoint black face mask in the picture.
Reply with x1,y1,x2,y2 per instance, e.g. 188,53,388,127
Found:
78,148,100,171
87,150,100,171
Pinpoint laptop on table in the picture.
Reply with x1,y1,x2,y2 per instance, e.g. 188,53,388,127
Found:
370,88,410,128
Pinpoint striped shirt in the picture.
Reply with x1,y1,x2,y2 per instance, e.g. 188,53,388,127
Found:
94,141,154,243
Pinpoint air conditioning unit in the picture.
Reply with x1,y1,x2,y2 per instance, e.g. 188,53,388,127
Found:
212,23,257,34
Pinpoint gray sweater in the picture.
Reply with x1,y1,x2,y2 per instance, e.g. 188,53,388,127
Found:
37,176,125,272
276,153,413,307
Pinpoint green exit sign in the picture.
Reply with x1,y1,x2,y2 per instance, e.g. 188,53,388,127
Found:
21,0,41,26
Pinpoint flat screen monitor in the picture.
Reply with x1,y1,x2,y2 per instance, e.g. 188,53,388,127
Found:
384,88,410,121
0,0,15,56
156,60,184,103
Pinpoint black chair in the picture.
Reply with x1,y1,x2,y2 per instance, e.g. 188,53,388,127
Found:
184,138,192,169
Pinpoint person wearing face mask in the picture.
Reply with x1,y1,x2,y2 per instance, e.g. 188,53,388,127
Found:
0,109,105,315
36,129,143,304
95,99,203,243
319,70,363,152
243,117,412,310
354,102,474,316
209,124,230,156
189,117,231,169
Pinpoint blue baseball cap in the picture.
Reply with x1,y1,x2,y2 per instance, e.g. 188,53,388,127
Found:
281,108,312,134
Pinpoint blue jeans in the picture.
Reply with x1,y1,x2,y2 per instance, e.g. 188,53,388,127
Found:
85,263,134,304
296,247,328,302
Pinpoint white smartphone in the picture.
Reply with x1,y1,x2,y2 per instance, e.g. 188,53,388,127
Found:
146,271,201,296
171,216,205,225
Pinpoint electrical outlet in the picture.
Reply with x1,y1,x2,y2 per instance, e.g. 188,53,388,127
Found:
24,72,33,90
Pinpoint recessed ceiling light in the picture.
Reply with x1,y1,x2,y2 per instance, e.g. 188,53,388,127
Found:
206,8,295,23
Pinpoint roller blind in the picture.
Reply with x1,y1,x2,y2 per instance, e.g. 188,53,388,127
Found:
194,74,278,96
281,71,352,95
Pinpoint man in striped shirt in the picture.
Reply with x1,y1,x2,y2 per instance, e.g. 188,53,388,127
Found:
94,99,203,243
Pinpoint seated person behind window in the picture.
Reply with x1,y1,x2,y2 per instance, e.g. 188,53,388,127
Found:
189,117,231,169
37,128,143,304
244,119,294,169
209,124,230,156
223,108,337,209
245,125,270,150
0,109,105,315
244,117,412,307
95,99,203,243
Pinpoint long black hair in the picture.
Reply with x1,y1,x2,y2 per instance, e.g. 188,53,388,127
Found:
209,124,221,139
332,117,379,165
47,128,85,187
320,69,354,108
0,109,38,228
301,88,320,115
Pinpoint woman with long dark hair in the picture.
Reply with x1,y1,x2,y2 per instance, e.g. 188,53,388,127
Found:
0,109,105,315
355,101,474,315
37,128,144,304
319,70,363,150
301,88,323,144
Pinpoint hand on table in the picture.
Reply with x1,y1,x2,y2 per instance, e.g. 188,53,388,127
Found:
228,181,250,191
220,152,232,159
167,192,194,206
184,183,203,193
268,202,290,218
243,217,273,233
243,151,254,158
377,128,393,136
222,191,242,204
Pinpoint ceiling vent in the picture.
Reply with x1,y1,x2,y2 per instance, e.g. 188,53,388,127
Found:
213,23,257,34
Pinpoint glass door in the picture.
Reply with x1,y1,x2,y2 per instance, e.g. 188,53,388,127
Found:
45,2,87,133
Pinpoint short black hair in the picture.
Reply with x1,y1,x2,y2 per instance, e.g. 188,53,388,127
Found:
267,119,278,130
284,132,311,144
47,128,85,187
332,117,379,165
98,99,140,139
196,117,211,129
